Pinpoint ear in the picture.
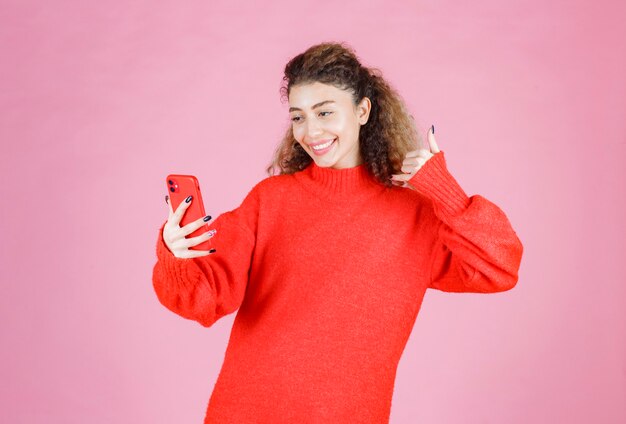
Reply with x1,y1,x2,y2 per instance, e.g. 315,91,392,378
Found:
357,96,371,125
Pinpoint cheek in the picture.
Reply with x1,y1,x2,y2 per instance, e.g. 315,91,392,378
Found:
334,116,353,134
291,125,303,140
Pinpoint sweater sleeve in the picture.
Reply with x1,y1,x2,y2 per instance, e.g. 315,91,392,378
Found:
151,183,259,327
408,151,523,293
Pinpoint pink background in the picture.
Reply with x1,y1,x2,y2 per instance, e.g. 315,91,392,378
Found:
1,0,624,423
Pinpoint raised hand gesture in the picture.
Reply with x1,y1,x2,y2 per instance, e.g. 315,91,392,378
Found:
390,125,440,187
162,195,217,258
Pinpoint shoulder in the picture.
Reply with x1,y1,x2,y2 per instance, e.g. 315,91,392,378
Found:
247,172,297,199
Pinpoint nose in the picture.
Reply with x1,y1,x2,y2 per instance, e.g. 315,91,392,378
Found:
305,118,323,139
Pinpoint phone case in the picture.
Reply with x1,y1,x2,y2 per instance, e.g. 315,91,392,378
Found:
166,174,212,251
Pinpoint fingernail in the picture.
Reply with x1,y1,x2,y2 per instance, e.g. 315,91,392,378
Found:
165,195,169,204
203,215,212,222
185,195,192,203
431,124,435,134
209,248,216,253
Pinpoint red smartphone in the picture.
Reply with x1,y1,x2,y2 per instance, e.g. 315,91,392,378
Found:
166,174,212,251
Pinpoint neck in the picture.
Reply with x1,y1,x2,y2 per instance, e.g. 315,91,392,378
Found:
293,160,386,203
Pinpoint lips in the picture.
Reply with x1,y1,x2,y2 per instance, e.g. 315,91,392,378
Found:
309,138,336,155
309,138,336,148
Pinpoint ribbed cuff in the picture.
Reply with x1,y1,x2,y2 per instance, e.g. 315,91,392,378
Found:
408,151,471,218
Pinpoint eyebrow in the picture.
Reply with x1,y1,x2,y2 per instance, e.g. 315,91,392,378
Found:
289,100,336,112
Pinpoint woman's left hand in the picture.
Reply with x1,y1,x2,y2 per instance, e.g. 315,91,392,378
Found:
390,126,440,186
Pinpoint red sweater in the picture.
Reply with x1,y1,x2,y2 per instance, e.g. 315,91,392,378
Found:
152,151,523,423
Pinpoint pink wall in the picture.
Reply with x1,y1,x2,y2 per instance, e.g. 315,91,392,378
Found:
1,0,624,422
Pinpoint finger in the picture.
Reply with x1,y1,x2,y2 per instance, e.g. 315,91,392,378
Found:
406,153,432,167
390,173,412,182
405,156,427,169
428,126,440,153
402,157,428,173
166,195,174,220
402,157,419,167
173,195,193,226
183,229,216,247
401,164,417,174
391,179,410,188
180,248,215,259
406,148,431,158
181,216,214,238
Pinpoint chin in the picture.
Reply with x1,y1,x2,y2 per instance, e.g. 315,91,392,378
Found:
313,157,338,168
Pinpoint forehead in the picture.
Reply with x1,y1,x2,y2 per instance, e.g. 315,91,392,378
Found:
288,81,353,108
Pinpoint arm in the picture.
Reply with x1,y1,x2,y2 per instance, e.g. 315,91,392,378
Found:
409,151,523,293
151,183,259,327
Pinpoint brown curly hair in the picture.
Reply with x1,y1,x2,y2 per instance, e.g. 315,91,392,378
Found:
264,41,425,188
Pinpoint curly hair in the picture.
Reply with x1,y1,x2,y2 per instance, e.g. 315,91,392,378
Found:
264,41,425,189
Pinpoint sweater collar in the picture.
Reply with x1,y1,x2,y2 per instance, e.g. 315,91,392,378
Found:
295,160,386,201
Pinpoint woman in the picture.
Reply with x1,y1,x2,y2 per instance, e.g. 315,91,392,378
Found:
152,41,523,423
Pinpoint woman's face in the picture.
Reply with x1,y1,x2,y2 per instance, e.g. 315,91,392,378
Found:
289,81,371,169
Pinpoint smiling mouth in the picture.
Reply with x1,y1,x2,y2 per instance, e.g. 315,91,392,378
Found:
310,138,336,151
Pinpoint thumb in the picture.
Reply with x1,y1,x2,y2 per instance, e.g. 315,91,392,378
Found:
427,125,440,153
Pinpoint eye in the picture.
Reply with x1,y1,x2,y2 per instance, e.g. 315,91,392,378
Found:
290,111,332,123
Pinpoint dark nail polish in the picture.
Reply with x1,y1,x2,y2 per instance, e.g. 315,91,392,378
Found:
209,248,216,253
165,195,169,204
185,195,192,203
431,124,435,134
203,215,212,222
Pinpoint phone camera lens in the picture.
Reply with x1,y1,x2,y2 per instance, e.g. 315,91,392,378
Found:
168,180,174,185
169,187,175,192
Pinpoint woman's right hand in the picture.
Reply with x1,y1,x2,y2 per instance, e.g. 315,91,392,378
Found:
163,195,217,258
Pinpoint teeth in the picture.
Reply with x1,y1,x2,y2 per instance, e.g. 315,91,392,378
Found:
312,139,335,150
